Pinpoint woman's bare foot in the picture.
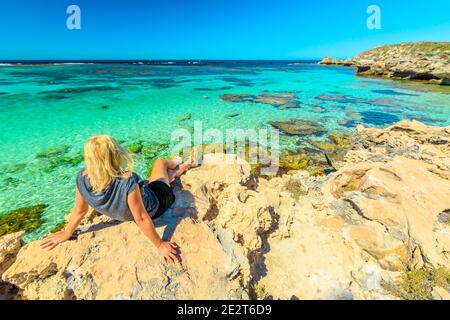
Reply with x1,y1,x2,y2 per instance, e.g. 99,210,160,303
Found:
188,147,199,168
168,148,198,182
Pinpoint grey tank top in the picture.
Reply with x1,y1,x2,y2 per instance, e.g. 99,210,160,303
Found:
76,170,159,221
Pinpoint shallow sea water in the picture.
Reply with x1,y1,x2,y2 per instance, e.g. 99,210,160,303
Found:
0,62,449,241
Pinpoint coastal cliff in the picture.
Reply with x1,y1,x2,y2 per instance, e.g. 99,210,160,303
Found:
320,42,450,85
1,121,450,300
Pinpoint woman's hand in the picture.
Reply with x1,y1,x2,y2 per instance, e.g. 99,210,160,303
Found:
157,241,179,264
40,231,71,250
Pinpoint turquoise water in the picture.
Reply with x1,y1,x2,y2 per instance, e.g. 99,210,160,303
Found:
1,62,449,241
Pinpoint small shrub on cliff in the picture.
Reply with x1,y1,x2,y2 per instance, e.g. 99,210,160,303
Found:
251,282,269,300
285,179,308,200
384,268,450,300
0,204,46,236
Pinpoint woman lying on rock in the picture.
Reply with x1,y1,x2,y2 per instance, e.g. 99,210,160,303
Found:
40,135,197,264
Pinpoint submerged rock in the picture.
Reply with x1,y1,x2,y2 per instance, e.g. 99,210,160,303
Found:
176,113,192,123
254,93,300,109
315,94,363,104
0,163,27,174
35,146,69,159
220,94,255,103
0,204,46,237
361,111,400,126
311,106,326,113
46,154,84,168
220,92,301,109
226,113,241,119
269,119,327,136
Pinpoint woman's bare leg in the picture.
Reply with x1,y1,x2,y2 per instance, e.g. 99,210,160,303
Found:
147,148,197,185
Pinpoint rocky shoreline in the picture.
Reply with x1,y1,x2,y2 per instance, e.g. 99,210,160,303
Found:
1,120,450,300
320,42,450,85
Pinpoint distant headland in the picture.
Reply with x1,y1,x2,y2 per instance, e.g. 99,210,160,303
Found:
320,42,450,86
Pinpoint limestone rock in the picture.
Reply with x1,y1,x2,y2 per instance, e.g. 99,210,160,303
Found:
2,121,449,300
0,231,24,274
320,42,450,85
323,156,450,270
2,219,246,300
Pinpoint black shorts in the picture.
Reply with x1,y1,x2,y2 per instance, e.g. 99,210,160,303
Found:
146,180,175,219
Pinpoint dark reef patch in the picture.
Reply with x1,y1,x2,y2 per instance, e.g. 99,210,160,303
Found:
0,177,22,192
315,94,362,104
338,119,360,128
219,76,255,87
361,111,400,126
372,89,419,97
368,97,408,108
194,86,234,91
39,86,119,96
148,78,180,89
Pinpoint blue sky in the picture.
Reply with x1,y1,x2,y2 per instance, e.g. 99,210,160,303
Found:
0,0,449,60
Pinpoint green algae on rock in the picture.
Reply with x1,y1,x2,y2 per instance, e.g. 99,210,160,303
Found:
125,141,144,154
329,133,350,148
0,204,46,237
309,132,351,170
49,221,67,233
278,146,333,177
279,154,310,171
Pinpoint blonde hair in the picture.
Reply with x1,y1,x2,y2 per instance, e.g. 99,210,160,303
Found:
84,135,133,192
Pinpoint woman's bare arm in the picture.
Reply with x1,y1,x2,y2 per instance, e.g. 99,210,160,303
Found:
127,187,178,264
41,186,89,250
